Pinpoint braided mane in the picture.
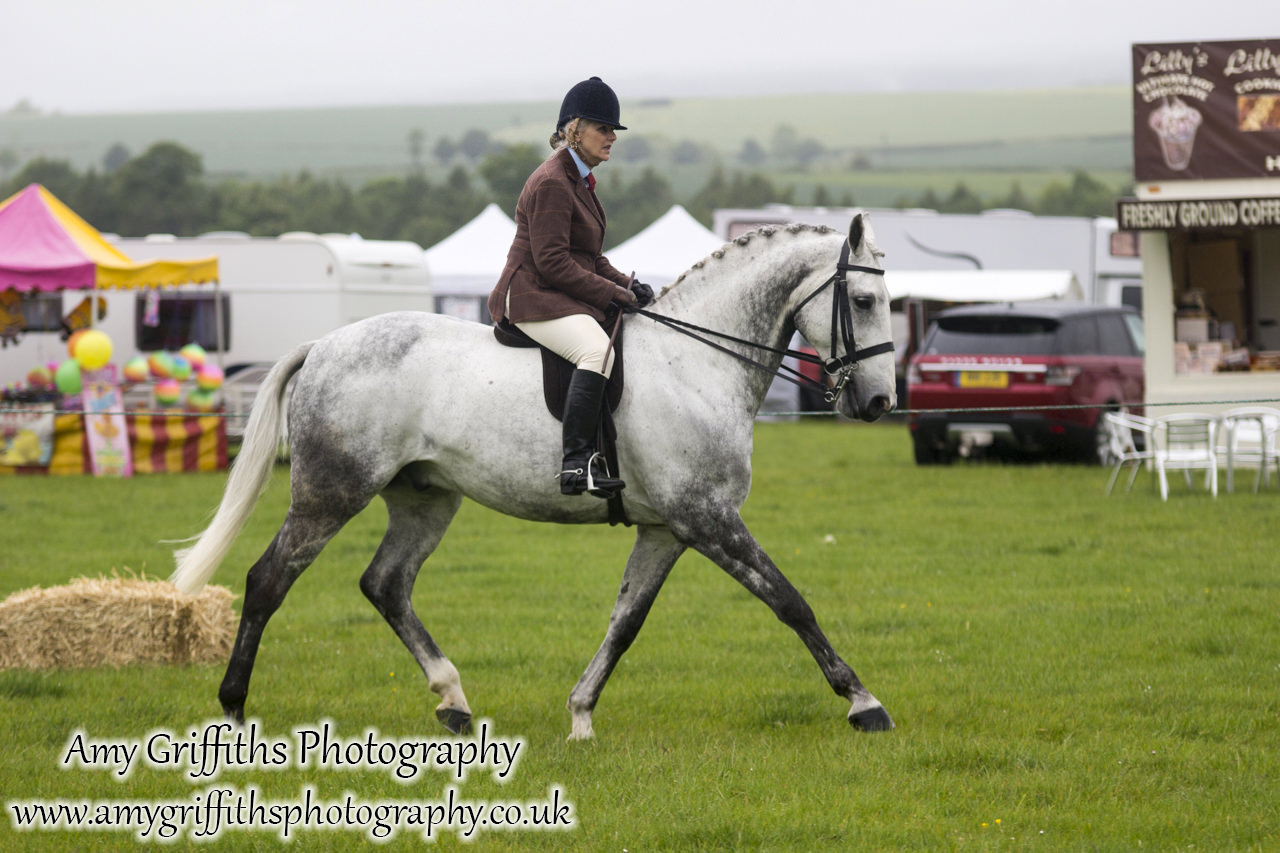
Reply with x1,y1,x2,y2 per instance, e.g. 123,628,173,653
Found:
663,223,840,294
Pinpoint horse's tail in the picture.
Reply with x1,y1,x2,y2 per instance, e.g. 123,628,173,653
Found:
168,343,313,594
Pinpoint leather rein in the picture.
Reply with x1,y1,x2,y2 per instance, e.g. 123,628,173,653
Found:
627,241,895,404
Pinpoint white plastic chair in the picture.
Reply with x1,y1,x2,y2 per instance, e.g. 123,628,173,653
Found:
1218,406,1280,493
1103,412,1155,495
1153,414,1218,500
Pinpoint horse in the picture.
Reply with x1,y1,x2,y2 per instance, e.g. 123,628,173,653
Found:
170,212,898,740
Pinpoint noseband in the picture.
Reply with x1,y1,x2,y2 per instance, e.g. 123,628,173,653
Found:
792,241,895,402
628,241,895,404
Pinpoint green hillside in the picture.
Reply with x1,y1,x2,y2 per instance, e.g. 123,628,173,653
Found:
0,87,1134,183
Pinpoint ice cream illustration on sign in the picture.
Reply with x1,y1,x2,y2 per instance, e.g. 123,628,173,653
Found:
1148,96,1203,171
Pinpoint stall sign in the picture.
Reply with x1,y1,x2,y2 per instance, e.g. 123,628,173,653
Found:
82,368,133,477
1133,39,1280,181
1116,195,1280,230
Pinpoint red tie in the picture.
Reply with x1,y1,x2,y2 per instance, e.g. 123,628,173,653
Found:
586,173,596,192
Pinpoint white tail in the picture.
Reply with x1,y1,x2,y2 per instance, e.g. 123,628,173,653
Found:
168,344,313,594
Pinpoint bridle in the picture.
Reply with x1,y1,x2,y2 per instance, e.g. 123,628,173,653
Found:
628,240,895,404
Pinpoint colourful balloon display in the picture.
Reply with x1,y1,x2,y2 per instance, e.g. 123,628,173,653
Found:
186,389,217,412
196,364,224,391
154,379,182,406
179,343,207,369
171,355,193,381
148,352,175,379
26,367,53,389
123,357,150,383
54,359,82,394
74,330,113,371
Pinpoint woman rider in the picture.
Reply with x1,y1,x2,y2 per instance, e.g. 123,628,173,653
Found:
488,76,653,499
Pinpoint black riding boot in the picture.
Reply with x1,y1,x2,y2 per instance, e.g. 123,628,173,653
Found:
560,369,624,498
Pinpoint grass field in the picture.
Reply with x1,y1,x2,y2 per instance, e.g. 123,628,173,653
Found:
2,420,1277,850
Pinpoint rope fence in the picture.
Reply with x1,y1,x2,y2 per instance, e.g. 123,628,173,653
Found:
5,396,1280,421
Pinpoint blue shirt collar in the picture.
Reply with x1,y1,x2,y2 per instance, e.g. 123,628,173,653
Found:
567,148,592,184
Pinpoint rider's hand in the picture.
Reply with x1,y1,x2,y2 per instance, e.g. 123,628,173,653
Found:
630,280,655,308
613,286,638,307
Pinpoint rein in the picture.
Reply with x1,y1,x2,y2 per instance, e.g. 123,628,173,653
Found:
628,241,895,404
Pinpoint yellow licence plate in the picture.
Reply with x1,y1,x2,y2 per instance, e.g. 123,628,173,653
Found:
957,371,1009,389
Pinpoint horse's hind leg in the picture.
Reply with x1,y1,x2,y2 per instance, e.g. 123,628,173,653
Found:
678,509,894,732
567,526,687,740
220,504,360,722
359,484,472,734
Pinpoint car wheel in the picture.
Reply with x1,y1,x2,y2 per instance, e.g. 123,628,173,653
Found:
1086,411,1118,466
913,434,952,465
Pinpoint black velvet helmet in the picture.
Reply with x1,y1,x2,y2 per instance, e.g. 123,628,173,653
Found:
556,76,627,133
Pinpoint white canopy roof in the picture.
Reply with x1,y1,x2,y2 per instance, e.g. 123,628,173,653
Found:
884,269,1083,303
606,205,725,287
422,203,516,296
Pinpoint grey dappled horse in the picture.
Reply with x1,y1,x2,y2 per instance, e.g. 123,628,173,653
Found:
171,214,898,739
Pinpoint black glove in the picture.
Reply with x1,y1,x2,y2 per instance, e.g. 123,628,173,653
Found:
630,279,655,308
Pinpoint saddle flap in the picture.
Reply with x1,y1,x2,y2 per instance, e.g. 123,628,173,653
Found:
493,319,624,419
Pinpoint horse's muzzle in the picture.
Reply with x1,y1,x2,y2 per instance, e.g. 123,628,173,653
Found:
844,393,894,423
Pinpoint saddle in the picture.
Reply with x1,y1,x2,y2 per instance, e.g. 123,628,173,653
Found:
493,314,630,526
492,317,625,418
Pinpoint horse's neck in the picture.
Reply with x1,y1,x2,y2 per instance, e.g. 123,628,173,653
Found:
659,230,830,352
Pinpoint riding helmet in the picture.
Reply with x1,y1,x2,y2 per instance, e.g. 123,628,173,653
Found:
556,76,627,132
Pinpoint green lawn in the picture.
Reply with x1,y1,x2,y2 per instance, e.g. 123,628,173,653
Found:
2,420,1277,850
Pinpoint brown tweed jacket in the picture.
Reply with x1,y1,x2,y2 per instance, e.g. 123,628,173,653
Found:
488,147,632,325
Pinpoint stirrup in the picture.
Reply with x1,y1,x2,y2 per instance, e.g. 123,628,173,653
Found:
559,452,624,498
584,452,623,497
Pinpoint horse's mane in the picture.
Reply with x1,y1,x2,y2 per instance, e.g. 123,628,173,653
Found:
662,222,844,297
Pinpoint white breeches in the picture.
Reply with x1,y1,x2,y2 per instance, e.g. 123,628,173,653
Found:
516,313,616,377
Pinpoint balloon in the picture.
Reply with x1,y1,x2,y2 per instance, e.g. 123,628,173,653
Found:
196,364,224,391
123,357,150,383
179,343,207,369
148,352,175,379
171,355,193,381
66,330,87,359
26,367,53,389
154,379,182,406
54,359,82,394
74,329,113,371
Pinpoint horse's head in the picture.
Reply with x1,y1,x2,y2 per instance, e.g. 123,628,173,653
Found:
793,213,897,422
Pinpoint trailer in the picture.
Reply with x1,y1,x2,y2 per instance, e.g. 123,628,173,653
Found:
4,230,431,390
713,206,1141,412
713,206,1140,306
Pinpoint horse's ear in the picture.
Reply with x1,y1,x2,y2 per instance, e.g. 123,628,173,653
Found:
848,213,866,255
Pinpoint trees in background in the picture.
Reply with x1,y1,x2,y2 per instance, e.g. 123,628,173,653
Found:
0,139,1127,247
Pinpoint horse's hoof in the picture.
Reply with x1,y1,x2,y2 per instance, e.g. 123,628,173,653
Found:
436,707,473,735
849,706,895,732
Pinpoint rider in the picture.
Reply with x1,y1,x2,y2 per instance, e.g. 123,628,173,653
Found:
488,76,654,499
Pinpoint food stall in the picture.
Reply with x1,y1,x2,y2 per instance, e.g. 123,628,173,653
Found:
1116,38,1280,417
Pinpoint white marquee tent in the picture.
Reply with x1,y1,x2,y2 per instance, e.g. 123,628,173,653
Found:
605,205,725,288
422,203,516,322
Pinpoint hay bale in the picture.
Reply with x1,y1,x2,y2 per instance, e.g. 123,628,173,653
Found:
0,573,238,670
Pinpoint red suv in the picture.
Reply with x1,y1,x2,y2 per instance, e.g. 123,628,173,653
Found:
907,302,1144,464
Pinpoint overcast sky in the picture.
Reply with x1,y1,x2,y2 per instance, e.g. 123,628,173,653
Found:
2,1,1267,114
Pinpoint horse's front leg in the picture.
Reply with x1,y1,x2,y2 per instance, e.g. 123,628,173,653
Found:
567,525,686,740
360,486,472,735
678,509,894,732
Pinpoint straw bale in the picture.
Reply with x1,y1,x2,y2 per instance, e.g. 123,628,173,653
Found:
0,573,238,670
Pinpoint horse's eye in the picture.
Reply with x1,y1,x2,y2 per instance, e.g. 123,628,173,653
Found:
853,295,874,310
